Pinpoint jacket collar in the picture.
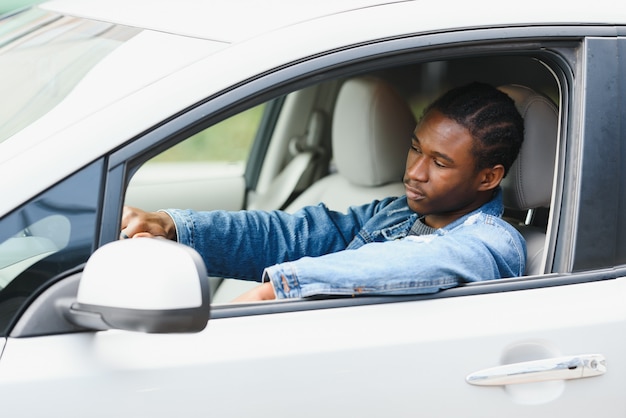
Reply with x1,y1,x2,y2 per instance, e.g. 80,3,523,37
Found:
439,187,504,231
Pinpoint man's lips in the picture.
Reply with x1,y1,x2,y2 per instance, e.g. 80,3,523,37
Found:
405,184,426,201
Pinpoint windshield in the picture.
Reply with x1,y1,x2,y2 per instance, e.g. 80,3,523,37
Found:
0,8,140,143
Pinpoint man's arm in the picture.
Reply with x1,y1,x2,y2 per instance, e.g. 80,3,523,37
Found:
263,218,526,299
233,282,276,302
121,199,397,282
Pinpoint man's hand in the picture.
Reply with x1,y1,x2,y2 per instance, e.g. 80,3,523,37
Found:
232,282,276,302
120,206,177,240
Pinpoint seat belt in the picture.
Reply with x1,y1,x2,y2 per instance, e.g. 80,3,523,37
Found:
248,111,325,211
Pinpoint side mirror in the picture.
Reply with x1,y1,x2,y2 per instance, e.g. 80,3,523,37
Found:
67,238,210,333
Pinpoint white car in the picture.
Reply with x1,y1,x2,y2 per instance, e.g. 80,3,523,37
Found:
1,0,625,416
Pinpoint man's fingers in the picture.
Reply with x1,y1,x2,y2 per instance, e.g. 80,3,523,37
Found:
119,206,174,240
133,232,165,239
120,205,137,227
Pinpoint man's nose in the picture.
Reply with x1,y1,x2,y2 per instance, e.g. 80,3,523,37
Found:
406,154,428,182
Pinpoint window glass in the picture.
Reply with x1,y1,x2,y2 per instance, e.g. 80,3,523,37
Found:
0,160,102,336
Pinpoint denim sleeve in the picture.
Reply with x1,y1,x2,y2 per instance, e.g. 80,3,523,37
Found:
163,199,394,281
263,216,526,298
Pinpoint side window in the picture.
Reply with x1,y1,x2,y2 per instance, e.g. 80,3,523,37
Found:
0,160,102,336
122,53,561,307
125,104,266,212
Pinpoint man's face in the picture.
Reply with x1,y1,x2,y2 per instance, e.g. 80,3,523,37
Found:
403,110,492,229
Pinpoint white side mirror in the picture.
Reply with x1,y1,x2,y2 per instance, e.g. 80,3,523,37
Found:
67,238,210,333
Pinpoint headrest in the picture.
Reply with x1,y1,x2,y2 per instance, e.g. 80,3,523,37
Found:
498,85,558,210
332,77,416,187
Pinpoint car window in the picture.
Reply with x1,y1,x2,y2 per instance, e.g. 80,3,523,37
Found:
0,160,102,337
121,52,561,305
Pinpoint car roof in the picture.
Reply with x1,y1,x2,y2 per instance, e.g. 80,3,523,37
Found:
40,0,410,43
41,0,626,43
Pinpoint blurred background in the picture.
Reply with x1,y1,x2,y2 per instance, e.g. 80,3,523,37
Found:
1,0,40,15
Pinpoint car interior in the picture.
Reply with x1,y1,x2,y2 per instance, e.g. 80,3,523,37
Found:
125,54,560,304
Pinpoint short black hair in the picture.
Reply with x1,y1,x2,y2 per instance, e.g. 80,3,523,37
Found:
422,82,524,177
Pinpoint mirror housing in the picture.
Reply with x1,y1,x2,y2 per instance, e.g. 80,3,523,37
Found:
67,238,210,333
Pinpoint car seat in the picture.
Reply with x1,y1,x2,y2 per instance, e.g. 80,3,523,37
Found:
498,84,559,276
284,76,416,212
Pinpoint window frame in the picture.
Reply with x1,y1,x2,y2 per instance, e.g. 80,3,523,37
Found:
104,31,580,306
563,36,625,271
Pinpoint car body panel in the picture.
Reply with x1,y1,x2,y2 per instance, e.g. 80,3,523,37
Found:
40,0,405,42
2,277,626,416
40,0,626,42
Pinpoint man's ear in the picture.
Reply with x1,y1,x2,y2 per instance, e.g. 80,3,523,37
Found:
477,164,505,191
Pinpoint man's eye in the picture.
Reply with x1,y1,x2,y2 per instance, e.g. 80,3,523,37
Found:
433,159,446,168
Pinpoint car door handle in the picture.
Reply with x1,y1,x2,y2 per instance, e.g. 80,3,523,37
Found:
466,354,606,386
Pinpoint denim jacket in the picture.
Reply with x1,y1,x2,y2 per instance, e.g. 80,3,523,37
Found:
165,188,526,299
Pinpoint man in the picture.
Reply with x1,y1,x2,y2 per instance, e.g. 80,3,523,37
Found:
122,82,526,301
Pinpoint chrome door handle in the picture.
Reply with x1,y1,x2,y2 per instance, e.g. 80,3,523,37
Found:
466,354,606,386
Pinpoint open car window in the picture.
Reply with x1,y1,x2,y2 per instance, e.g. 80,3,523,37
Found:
123,53,561,305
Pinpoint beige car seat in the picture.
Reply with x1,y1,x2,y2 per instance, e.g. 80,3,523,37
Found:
284,76,416,212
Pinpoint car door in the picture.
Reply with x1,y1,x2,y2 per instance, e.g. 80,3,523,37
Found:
2,276,625,417
102,32,626,416
2,26,626,418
